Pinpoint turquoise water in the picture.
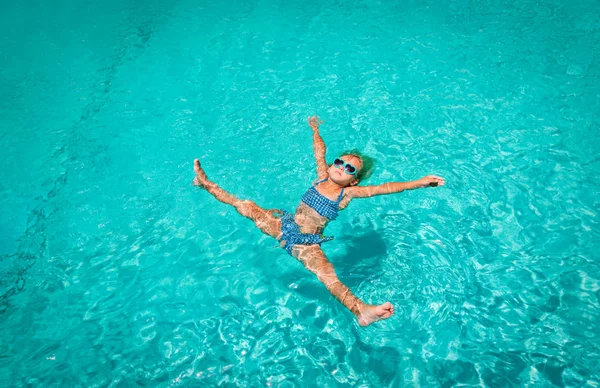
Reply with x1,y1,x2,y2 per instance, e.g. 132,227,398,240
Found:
1,0,599,385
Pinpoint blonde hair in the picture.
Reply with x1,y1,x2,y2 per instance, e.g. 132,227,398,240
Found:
340,149,376,182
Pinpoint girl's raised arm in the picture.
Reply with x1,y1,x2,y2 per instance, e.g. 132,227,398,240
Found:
308,115,328,178
348,175,445,199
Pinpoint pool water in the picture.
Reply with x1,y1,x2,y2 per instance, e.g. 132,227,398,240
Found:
1,0,599,386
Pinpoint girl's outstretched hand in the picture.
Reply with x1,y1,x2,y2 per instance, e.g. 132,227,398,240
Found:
308,115,324,131
416,175,446,188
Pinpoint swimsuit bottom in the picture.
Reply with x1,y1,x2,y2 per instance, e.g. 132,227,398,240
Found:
278,211,333,255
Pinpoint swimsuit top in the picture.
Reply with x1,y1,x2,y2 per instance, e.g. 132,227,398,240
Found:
300,178,345,220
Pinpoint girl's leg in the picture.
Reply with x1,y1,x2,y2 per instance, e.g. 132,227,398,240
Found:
193,159,281,238
294,244,394,326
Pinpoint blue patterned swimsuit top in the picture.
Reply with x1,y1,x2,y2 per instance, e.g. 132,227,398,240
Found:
300,178,345,220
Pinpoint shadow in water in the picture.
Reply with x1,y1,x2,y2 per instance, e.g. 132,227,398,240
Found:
333,230,388,288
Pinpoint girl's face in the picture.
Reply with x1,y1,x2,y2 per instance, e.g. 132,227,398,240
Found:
328,154,363,186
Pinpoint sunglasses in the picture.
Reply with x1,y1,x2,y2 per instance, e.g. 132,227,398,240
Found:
333,158,358,176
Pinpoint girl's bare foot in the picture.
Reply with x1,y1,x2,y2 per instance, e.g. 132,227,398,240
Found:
193,159,209,187
358,302,394,326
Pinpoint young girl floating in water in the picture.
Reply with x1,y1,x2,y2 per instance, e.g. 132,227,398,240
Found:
193,116,445,326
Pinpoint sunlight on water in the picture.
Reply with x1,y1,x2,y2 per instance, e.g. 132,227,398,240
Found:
1,0,599,385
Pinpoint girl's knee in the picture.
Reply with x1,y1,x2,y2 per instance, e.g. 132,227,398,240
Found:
235,200,257,217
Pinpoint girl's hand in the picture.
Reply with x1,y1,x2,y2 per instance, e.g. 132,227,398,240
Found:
416,175,445,188
308,115,324,131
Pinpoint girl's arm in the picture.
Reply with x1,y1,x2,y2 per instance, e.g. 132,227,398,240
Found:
347,175,445,199
308,116,328,178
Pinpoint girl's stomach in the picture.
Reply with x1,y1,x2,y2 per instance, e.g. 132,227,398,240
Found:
294,202,329,234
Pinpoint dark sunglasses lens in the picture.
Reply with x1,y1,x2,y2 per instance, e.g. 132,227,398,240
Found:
345,165,356,174
334,158,344,166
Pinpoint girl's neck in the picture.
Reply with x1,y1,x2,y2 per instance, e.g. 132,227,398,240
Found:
322,178,345,190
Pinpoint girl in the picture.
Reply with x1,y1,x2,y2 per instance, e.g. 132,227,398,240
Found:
193,116,445,326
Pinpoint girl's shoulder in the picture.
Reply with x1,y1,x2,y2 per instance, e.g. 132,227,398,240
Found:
344,185,360,195
343,184,373,199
